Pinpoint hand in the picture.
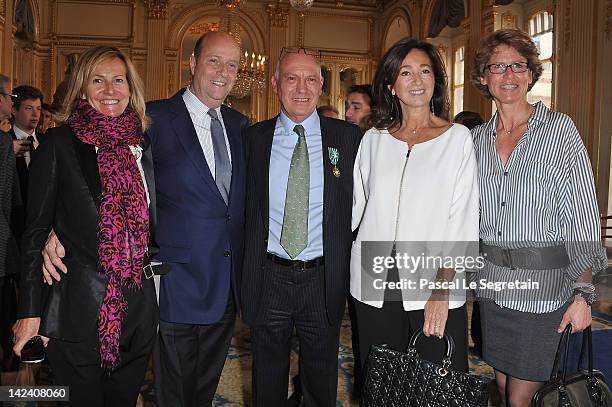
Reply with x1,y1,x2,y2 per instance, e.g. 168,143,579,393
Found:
42,230,67,285
558,296,592,333
12,318,49,357
12,139,30,157
423,290,449,338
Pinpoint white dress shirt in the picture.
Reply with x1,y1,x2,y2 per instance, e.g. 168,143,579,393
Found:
182,87,232,179
13,125,38,166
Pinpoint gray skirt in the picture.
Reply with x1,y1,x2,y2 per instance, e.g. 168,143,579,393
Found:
480,299,571,381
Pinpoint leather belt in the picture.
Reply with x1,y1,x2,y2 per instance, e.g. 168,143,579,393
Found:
266,253,324,270
143,262,172,279
480,243,570,270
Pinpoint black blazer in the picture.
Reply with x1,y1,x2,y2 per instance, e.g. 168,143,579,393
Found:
17,125,157,342
241,116,361,326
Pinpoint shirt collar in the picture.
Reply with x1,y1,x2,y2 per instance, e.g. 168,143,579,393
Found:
183,86,222,117
279,109,320,137
485,101,547,138
13,125,35,140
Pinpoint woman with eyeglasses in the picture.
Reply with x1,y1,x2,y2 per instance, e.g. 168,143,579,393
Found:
470,29,606,406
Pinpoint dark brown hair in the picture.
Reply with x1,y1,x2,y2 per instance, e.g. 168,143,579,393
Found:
371,37,450,130
471,29,543,99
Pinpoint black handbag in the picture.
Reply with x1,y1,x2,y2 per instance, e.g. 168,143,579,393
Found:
362,330,490,407
531,325,612,406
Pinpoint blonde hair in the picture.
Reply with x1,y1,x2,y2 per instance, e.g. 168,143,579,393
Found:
56,46,149,130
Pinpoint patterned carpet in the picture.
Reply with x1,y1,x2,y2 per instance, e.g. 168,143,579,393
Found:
139,295,612,407
3,294,611,407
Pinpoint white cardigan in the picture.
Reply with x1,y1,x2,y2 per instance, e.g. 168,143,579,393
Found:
350,124,479,311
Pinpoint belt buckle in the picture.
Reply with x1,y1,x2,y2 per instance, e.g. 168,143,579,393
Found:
502,249,514,269
143,263,154,279
294,260,307,271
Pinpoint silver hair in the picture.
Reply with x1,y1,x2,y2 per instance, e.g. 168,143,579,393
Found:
274,53,323,80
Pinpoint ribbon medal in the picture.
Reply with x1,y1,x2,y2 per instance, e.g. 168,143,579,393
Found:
328,147,340,177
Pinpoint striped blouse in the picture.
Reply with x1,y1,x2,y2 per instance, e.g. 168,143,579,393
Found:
472,101,607,313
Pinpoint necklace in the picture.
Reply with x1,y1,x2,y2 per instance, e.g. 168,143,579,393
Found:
498,106,533,136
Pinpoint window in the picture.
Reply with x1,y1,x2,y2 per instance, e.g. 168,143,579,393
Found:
528,11,554,108
452,46,465,117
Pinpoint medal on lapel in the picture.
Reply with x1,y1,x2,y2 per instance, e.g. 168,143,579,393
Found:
328,147,340,177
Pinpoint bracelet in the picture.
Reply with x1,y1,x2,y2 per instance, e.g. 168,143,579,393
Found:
573,289,597,306
572,282,595,292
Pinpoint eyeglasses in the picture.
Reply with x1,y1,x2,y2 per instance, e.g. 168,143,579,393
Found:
484,62,529,74
0,92,17,98
280,46,321,60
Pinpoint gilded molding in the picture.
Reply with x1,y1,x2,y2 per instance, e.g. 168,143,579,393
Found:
267,3,289,28
320,55,369,63
188,22,220,34
502,11,517,29
298,13,305,47
0,0,5,17
144,0,169,19
564,0,571,50
605,0,611,41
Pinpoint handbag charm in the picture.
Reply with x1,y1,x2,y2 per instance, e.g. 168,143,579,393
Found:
328,147,340,177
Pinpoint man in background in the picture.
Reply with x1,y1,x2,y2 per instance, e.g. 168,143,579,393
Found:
345,84,373,132
10,85,42,212
317,105,339,119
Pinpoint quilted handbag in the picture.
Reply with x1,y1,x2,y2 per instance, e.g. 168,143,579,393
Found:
362,330,490,407
531,325,612,406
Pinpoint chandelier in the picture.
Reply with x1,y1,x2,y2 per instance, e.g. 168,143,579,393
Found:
231,51,267,98
217,0,245,11
289,0,314,11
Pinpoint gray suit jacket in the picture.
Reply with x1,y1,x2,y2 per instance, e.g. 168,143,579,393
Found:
0,132,20,277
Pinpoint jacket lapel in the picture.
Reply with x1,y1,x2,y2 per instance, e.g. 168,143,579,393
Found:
73,135,101,211
320,118,335,226
256,117,277,233
141,142,157,239
171,93,225,204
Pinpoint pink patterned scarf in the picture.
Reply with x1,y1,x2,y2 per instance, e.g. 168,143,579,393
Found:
65,99,149,372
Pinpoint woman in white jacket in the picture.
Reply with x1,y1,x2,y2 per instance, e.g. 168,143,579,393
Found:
351,37,479,373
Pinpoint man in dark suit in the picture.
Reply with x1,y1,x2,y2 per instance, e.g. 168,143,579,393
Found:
241,48,361,406
9,85,42,247
41,32,248,406
146,32,248,407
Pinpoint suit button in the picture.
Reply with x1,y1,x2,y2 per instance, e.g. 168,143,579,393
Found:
226,214,231,221
264,238,268,244
224,250,231,257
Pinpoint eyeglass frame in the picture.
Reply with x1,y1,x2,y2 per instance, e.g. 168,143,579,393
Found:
279,46,322,60
0,92,17,98
484,61,530,74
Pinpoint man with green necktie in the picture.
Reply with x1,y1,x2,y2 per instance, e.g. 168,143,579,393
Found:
241,47,362,406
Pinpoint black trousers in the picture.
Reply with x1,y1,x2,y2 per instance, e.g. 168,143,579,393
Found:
250,259,341,407
354,296,468,374
46,280,158,407
155,293,235,407
0,275,18,369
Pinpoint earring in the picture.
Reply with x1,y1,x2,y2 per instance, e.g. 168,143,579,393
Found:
430,98,435,116
391,89,396,96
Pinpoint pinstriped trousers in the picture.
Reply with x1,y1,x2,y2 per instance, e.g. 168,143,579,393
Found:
250,259,341,407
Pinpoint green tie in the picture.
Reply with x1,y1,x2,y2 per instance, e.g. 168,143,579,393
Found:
280,124,310,259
